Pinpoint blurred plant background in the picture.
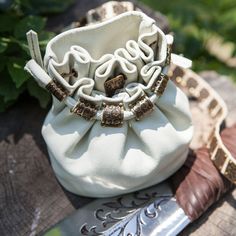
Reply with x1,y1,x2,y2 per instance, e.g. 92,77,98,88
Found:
0,0,236,112
0,0,74,111
139,0,236,78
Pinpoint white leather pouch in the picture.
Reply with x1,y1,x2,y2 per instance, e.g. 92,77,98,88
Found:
25,11,193,197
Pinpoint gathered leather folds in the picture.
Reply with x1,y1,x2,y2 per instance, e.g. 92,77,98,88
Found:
25,11,193,197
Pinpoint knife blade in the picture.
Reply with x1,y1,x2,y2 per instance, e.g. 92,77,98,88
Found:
43,182,190,236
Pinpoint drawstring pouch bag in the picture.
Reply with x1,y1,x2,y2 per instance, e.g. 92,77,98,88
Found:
24,11,193,197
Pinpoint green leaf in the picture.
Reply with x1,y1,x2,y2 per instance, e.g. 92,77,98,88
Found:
38,31,55,49
0,96,8,112
25,0,74,14
27,79,51,108
44,227,63,236
0,38,8,53
0,14,17,33
17,40,29,54
0,70,25,103
0,55,6,72
7,58,29,88
15,30,54,55
14,15,46,40
0,96,15,112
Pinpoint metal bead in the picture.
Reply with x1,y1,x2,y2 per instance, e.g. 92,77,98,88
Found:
224,160,236,184
71,98,98,120
166,44,172,65
151,73,169,96
129,95,154,121
45,80,69,101
104,74,126,97
101,103,124,127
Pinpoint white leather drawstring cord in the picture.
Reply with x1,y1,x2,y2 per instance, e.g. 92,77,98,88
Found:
26,30,44,68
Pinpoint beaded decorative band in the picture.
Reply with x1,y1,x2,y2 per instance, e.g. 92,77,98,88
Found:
129,95,154,121
101,103,124,127
45,80,69,101
45,71,169,125
71,98,99,120
151,73,169,96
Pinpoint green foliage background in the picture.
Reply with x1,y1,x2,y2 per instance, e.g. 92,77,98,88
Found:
0,0,235,112
139,0,236,79
0,0,74,111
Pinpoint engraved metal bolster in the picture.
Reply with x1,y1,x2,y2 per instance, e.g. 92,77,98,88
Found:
129,95,154,121
101,103,124,127
151,73,169,96
71,98,98,120
104,74,126,97
45,80,69,101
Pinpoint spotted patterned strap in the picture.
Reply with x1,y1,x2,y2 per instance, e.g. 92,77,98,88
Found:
169,64,236,185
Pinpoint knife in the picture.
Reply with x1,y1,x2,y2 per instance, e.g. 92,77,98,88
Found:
43,182,190,236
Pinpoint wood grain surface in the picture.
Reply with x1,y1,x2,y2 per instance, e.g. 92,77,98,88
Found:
0,1,235,235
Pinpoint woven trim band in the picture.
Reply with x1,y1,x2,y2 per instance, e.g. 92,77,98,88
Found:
170,64,236,185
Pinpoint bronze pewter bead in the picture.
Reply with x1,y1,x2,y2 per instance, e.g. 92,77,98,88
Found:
61,68,78,78
172,66,184,80
166,44,172,65
113,4,128,14
61,69,78,85
71,98,98,120
209,136,218,154
45,80,69,101
213,148,226,170
225,160,236,184
151,73,169,96
104,74,126,97
101,103,124,127
129,95,154,121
